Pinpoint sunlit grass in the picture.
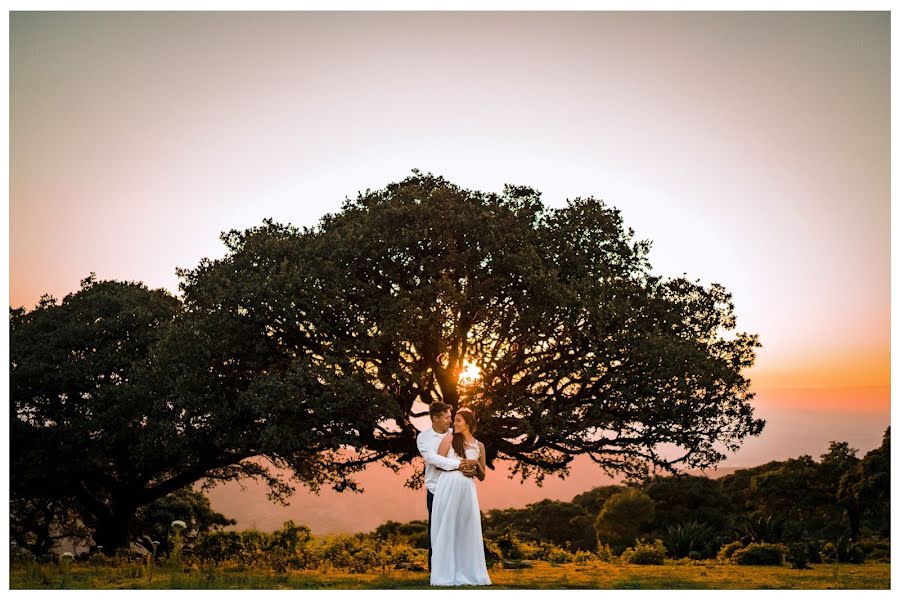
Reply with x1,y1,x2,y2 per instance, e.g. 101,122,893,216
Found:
10,560,890,590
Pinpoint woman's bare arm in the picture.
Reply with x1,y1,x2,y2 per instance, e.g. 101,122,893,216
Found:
438,433,452,457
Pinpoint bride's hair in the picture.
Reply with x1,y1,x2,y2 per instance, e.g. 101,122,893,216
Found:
452,409,477,459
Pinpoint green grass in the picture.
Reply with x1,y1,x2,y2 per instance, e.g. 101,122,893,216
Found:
10,560,890,590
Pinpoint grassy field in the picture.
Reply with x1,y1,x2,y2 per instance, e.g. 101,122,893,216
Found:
10,560,890,590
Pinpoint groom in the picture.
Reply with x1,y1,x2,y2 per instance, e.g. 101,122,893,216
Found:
416,401,477,571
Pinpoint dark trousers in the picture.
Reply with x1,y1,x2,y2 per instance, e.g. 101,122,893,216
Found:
426,490,434,571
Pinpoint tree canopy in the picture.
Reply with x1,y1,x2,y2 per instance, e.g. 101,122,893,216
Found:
177,171,764,484
11,275,394,552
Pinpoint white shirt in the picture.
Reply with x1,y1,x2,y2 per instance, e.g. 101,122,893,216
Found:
416,427,461,493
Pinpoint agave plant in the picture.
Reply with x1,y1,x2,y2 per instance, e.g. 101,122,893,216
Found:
663,521,716,558
732,514,785,544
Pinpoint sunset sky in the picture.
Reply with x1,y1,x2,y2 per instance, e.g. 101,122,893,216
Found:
8,10,890,532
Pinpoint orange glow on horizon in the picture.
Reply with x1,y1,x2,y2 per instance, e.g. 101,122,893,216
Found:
749,344,889,390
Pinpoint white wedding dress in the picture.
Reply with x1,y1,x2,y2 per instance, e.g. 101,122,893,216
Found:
429,439,492,586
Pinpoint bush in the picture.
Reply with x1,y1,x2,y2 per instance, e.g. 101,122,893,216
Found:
858,538,890,563
373,520,429,549
595,543,615,563
518,539,550,561
717,540,744,561
594,488,656,554
573,550,596,564
821,537,865,565
321,534,394,573
731,543,787,566
494,531,526,560
547,546,575,564
193,523,321,570
383,543,426,570
194,531,244,565
483,539,502,564
663,521,716,558
621,539,667,565
787,543,811,569
806,540,823,564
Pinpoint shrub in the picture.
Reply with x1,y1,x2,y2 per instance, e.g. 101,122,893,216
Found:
731,543,787,566
194,523,321,571
857,538,890,563
270,521,312,552
518,539,550,561
717,540,744,561
806,540,824,564
663,521,716,558
594,488,656,554
621,539,667,565
239,529,270,566
573,550,595,564
732,515,784,545
547,546,575,564
821,537,865,565
787,543,811,569
384,543,426,569
595,543,616,563
494,531,526,560
321,534,390,573
483,539,502,564
193,531,243,565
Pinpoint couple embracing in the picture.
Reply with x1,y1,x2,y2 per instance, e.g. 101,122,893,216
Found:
415,401,492,587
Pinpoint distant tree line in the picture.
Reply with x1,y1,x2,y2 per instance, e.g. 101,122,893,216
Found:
376,431,891,562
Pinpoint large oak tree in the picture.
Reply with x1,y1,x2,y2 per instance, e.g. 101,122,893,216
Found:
178,171,764,485
11,277,395,553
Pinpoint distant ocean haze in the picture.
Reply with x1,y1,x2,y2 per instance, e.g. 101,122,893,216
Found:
199,385,889,535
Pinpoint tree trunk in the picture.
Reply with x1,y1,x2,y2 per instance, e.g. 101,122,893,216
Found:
92,500,138,555
847,503,861,542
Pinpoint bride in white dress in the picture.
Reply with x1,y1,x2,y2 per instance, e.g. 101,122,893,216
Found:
430,407,492,586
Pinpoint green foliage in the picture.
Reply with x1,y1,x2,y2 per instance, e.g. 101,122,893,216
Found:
621,539,667,565
644,476,731,537
9,496,92,558
731,543,787,566
372,520,430,550
178,171,763,487
856,538,890,563
10,279,180,552
494,530,526,560
320,534,392,573
594,488,656,554
717,540,744,561
483,538,502,564
483,499,591,548
133,488,236,555
821,536,865,565
194,522,320,570
595,544,616,563
838,428,891,539
547,546,575,564
805,540,824,564
572,486,629,515
787,543,812,569
732,514,785,545
662,521,716,558
193,531,244,565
